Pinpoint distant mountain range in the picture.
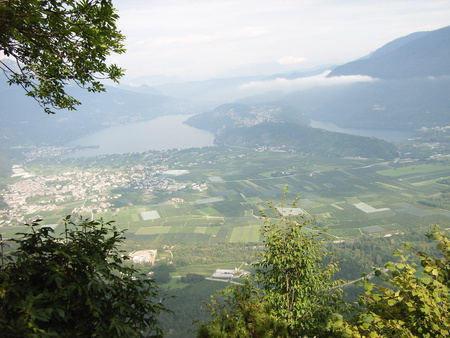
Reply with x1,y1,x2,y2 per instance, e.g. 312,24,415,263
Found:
244,25,449,131
168,25,450,132
185,25,449,158
1,25,448,153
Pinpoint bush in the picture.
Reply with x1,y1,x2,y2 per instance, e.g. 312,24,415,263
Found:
0,216,168,337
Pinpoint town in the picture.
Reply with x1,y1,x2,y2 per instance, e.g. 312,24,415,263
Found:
1,162,190,226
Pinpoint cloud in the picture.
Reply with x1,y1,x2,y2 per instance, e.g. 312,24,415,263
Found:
278,56,308,65
239,71,378,93
150,34,220,47
148,27,266,48
240,27,267,38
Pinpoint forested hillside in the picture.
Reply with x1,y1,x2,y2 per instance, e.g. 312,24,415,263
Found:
216,122,398,159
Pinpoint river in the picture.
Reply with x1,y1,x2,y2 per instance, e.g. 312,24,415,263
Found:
68,114,215,157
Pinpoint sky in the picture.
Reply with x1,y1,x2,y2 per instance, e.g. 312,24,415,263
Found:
111,0,450,83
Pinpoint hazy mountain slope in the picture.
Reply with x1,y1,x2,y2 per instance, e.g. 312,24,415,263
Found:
365,31,429,59
328,25,450,79
280,77,450,130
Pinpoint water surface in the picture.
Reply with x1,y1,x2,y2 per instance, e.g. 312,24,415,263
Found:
309,120,415,142
68,115,215,157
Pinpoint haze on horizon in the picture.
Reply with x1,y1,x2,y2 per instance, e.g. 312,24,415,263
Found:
112,0,450,84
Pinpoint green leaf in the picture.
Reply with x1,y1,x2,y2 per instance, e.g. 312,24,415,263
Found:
387,299,396,306
385,262,396,272
364,283,374,293
422,276,432,284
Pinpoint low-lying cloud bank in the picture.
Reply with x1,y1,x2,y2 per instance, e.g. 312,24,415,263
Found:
238,71,377,94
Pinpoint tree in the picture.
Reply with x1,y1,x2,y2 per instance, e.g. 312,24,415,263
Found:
0,216,168,337
198,188,344,337
333,225,450,337
181,273,205,284
151,264,173,285
0,0,125,113
254,188,344,337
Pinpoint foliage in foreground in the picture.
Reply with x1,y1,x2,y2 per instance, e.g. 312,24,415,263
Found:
0,216,167,337
333,225,450,338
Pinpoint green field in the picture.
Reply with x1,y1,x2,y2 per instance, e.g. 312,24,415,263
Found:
230,225,261,243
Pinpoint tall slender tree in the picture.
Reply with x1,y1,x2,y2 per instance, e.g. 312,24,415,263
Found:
254,188,344,336
198,187,344,337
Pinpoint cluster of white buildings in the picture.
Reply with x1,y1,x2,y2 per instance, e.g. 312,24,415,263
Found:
212,268,250,279
126,165,187,193
129,250,157,265
224,106,280,128
1,166,129,225
23,146,77,160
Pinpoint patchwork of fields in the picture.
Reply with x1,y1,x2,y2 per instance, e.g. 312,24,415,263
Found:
3,149,450,243
128,156,450,240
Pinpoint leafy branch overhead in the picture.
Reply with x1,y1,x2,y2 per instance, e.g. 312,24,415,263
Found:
0,0,125,113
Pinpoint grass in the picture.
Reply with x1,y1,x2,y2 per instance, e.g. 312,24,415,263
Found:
135,226,171,235
378,164,450,178
230,226,261,243
198,207,221,216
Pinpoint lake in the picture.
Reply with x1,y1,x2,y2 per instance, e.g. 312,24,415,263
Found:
68,114,215,157
309,120,415,142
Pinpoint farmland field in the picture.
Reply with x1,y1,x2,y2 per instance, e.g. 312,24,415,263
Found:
2,148,450,244
134,154,449,241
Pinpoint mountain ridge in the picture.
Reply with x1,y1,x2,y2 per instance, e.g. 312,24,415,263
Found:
328,25,450,79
